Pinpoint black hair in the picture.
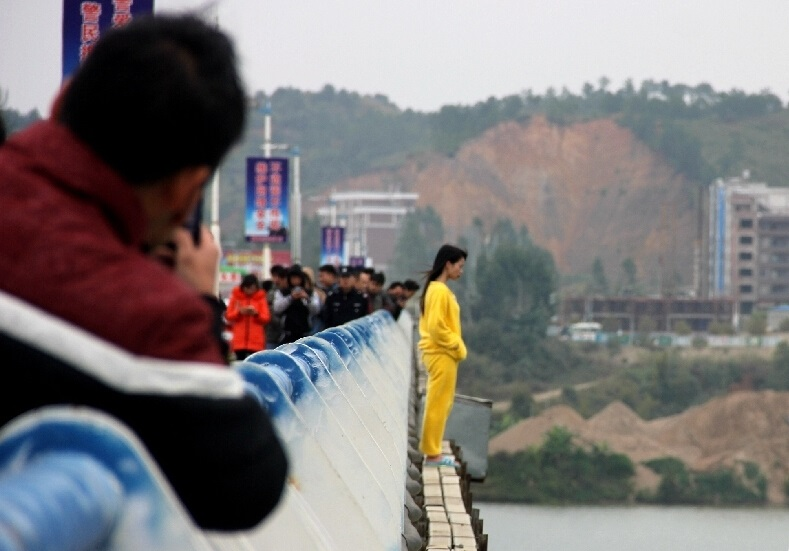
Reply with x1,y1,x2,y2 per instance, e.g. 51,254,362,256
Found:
420,244,467,314
388,281,403,291
318,264,338,276
361,267,375,276
58,14,246,184
371,271,386,286
241,274,259,289
287,264,305,283
403,279,420,291
0,113,6,145
270,265,287,278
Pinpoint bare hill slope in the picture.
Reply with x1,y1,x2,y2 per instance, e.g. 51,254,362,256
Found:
489,391,789,504
324,115,697,283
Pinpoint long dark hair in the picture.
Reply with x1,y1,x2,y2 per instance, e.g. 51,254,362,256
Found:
420,244,467,314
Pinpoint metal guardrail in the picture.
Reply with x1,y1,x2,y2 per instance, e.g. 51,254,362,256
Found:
0,311,426,551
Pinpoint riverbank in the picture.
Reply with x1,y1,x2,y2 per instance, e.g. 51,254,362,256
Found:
487,390,789,505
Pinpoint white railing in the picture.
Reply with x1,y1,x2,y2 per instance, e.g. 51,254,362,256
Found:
0,310,415,551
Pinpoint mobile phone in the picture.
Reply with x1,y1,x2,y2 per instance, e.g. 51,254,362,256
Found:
183,196,204,246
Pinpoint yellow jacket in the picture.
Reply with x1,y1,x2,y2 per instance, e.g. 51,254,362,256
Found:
418,281,467,361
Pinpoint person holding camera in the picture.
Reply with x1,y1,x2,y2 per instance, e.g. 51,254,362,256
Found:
272,264,321,344
0,14,287,531
226,274,271,360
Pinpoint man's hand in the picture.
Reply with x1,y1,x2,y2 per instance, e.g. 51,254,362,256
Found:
172,225,220,295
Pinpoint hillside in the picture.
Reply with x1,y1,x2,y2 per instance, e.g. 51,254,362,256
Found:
489,390,789,504
318,115,697,285
6,83,789,286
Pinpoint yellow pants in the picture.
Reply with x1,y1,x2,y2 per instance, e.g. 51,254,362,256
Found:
419,352,458,456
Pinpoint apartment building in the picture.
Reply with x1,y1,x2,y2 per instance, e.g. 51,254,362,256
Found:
706,175,789,317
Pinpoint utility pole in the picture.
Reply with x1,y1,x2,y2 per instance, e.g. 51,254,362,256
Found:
260,102,302,272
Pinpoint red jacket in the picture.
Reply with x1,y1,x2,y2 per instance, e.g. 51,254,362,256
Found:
0,121,224,364
225,286,270,352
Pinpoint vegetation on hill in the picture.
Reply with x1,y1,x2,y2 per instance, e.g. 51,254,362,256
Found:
474,426,771,506
475,426,635,504
638,456,767,506
485,343,789,438
5,79,789,251
232,80,789,198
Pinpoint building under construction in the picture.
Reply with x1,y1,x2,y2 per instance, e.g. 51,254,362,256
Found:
561,174,789,333
559,295,734,332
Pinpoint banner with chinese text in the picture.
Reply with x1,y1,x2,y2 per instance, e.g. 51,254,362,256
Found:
320,227,345,267
63,0,154,80
244,157,290,243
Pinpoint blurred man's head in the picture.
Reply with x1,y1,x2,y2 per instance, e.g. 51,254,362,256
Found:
356,268,372,293
270,265,288,289
338,266,355,293
369,271,385,295
318,264,338,289
403,279,420,299
58,14,245,185
55,15,246,248
388,281,404,296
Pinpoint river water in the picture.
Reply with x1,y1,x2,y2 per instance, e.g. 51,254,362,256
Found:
475,503,789,551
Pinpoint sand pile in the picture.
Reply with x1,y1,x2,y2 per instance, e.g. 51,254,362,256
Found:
488,390,789,504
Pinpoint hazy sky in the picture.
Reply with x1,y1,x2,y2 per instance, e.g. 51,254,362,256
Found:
2,0,788,115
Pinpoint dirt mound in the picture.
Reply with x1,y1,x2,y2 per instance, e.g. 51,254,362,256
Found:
489,405,585,454
489,391,789,504
588,401,648,435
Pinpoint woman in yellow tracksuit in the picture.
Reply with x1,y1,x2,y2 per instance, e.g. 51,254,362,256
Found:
419,244,468,468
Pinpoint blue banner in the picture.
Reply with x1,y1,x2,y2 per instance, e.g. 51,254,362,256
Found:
320,227,345,267
349,256,366,268
63,0,155,80
245,157,290,243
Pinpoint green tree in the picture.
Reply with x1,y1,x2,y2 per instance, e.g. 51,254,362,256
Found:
745,312,767,336
769,342,789,390
643,457,692,503
511,391,535,418
473,242,556,331
389,206,444,282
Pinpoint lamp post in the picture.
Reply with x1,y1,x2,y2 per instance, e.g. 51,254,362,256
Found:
208,171,221,296
291,146,301,264
259,102,302,273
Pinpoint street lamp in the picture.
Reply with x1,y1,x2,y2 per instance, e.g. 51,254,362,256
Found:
259,102,302,273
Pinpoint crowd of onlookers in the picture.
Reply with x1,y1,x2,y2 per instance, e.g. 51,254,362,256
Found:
223,263,421,361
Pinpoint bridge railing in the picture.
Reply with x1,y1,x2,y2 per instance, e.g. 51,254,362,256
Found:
0,310,415,551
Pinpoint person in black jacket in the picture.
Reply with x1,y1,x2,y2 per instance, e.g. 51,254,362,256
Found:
272,264,321,343
322,266,368,328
